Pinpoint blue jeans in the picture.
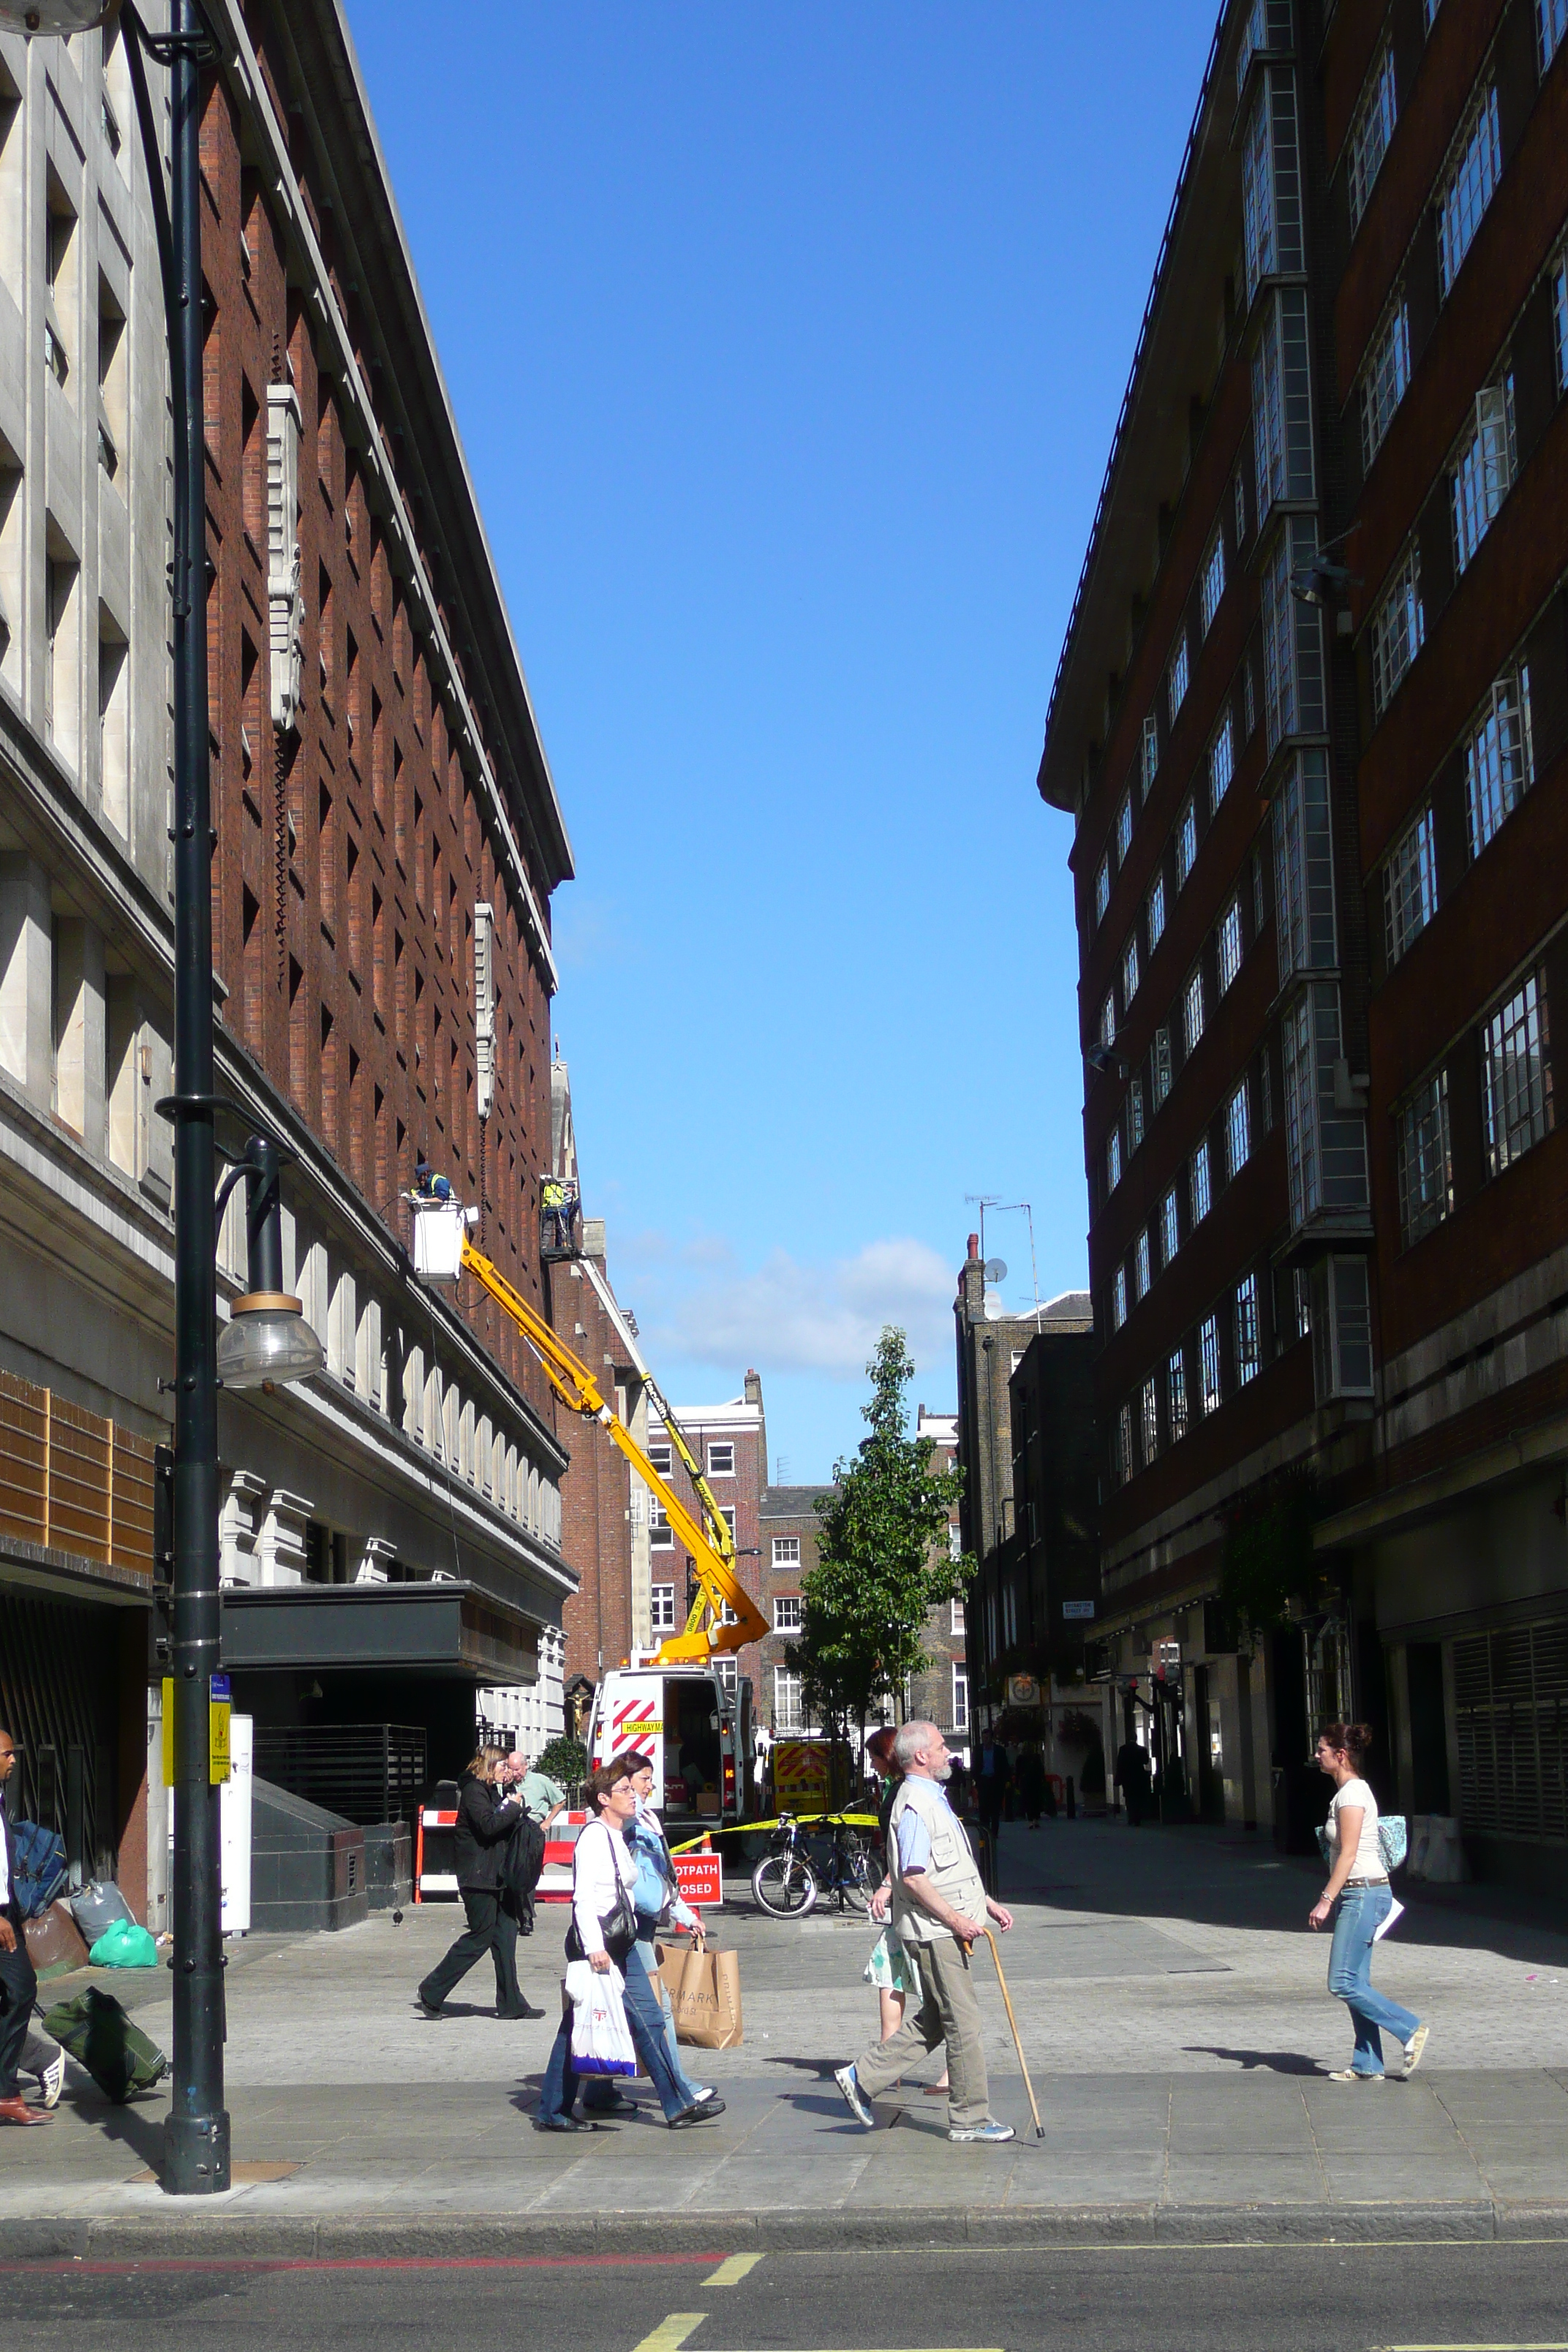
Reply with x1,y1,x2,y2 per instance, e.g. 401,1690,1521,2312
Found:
584,1937,704,2111
538,1950,693,2124
1327,1885,1421,2075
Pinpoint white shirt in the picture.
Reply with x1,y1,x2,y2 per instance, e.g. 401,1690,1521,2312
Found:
0,1798,10,1909
1329,1776,1384,1880
571,1817,636,1957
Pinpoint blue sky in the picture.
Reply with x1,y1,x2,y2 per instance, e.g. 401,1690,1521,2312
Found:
348,3,1217,1483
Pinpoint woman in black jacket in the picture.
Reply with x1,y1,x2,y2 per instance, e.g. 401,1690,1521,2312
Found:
417,1749,542,2019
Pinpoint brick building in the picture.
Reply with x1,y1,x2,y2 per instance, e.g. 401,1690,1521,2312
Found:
648,1374,767,1708
1038,0,1568,1870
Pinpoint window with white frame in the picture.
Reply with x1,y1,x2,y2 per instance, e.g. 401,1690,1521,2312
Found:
1115,1401,1134,1485
1370,543,1424,719
1161,1184,1180,1267
1281,981,1369,1226
1167,1346,1189,1441
715,1657,738,1700
1117,791,1134,863
1252,288,1316,525
1100,990,1117,1051
1153,1025,1173,1109
1292,1265,1313,1343
1128,1075,1146,1154
1218,898,1243,995
773,1667,805,1731
1184,963,1205,1054
1360,293,1410,471
707,1441,735,1477
1397,1071,1452,1245
1200,530,1226,637
1122,934,1140,1009
1482,971,1552,1177
773,1594,802,1634
1112,1263,1128,1331
1437,84,1501,298
1199,1313,1223,1414
951,1596,965,1634
1452,376,1516,574
948,1526,962,1565
772,1535,801,1568
719,1507,737,1541
1191,1137,1213,1224
1140,1376,1160,1466
650,1583,676,1632
1226,1078,1251,1179
1177,799,1198,889
1147,871,1166,954
1346,46,1396,235
1273,749,1338,982
1554,244,1568,391
1107,1126,1123,1195
1134,1228,1150,1301
649,1501,674,1548
1261,517,1325,750
1313,1257,1374,1398
1383,807,1437,966
1168,634,1191,727
1095,853,1111,925
1465,663,1534,858
1544,0,1568,67
1210,712,1235,815
1142,712,1159,797
648,1441,673,1477
951,1665,969,1732
1241,66,1303,302
1235,1273,1262,1384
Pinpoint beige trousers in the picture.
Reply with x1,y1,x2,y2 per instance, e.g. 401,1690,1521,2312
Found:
852,1932,990,2130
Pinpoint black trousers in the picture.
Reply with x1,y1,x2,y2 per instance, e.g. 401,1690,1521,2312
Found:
0,1926,37,2097
419,1889,522,2013
978,1782,1006,1839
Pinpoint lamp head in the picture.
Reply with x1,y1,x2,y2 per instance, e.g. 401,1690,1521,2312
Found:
216,1292,325,1390
0,2,114,29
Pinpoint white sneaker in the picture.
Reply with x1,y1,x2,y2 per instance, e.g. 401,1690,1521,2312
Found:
834,2064,874,2129
949,2119,1016,2143
1327,2069,1384,2084
37,2052,64,2109
1403,2025,1430,2076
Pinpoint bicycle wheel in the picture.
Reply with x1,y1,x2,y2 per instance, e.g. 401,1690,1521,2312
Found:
834,1834,874,1914
752,1851,819,1918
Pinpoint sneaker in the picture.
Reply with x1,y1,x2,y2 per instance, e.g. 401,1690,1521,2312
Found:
949,2119,1016,2144
1403,2025,1430,2076
37,2053,64,2111
668,2099,723,2130
1326,2069,1384,2083
834,2063,875,2129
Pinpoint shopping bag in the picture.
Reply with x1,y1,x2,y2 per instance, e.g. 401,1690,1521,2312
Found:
655,1940,743,2050
564,1959,636,2076
88,1918,159,1969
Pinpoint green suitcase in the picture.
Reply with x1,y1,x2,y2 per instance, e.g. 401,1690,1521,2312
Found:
42,1984,168,2102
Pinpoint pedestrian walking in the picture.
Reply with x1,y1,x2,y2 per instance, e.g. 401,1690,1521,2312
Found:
1115,1734,1152,1826
1308,1722,1428,2084
975,1734,1010,1843
581,1751,719,2120
535,1759,723,2133
861,1727,947,2096
0,1729,48,2127
1015,1745,1047,1830
418,1747,542,2020
834,1720,1015,2144
516,1754,568,1828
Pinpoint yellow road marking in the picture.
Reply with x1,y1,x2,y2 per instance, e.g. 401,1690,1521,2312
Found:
702,2255,764,2286
1376,2343,1568,2349
630,2321,708,2352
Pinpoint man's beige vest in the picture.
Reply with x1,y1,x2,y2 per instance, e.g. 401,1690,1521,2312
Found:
888,1777,988,1945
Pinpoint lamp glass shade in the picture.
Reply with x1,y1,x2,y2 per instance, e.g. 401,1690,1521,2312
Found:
216,1299,325,1390
0,2,113,29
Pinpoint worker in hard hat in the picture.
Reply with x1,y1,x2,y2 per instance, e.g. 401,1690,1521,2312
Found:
540,1173,578,1254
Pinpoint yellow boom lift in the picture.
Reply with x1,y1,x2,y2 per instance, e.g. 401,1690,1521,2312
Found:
409,1192,766,1663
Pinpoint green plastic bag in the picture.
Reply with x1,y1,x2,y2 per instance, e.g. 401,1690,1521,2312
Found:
88,1917,159,1968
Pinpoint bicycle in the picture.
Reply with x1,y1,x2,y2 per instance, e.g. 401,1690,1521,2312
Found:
750,1812,878,1918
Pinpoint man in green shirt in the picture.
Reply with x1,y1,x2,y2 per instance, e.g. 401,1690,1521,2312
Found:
515,1759,566,1828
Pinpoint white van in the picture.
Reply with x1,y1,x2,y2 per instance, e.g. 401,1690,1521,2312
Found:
587,1665,755,1834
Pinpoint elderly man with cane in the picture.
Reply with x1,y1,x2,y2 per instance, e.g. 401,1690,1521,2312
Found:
834,1720,1017,2144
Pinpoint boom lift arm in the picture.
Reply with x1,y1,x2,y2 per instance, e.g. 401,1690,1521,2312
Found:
453,1232,768,1664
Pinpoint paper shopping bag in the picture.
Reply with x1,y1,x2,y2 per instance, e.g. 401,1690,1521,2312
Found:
655,1940,743,2049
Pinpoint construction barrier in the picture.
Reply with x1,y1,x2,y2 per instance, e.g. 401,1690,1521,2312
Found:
418,1807,736,1907
414,1804,457,1901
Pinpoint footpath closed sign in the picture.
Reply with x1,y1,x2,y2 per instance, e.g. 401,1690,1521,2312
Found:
672,1851,723,1907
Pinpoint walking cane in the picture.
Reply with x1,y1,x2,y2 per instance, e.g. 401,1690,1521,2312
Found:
982,1927,1044,2140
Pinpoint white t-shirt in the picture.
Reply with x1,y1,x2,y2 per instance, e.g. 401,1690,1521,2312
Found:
1328,1776,1384,1880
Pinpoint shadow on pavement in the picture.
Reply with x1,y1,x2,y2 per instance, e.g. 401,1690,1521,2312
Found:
1183,2046,1327,2076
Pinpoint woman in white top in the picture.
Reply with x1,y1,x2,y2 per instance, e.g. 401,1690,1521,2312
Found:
1309,1722,1428,2082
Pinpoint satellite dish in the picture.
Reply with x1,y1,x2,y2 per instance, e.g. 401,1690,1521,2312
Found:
982,1289,1006,1321
984,1258,1008,1284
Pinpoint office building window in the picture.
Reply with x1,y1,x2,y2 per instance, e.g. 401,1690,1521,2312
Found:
1199,1313,1223,1414
951,1597,965,1634
1226,1078,1251,1180
772,1536,801,1567
1191,1137,1212,1224
1115,1402,1134,1486
1465,664,1534,858
1346,46,1396,233
1168,634,1190,727
1252,287,1316,526
1200,530,1226,637
1293,1265,1313,1343
1100,991,1117,1052
1241,66,1303,302
1234,462,1248,548
773,1595,802,1634
1273,749,1338,983
1261,516,1324,750
1397,1071,1452,1245
774,1667,805,1732
707,1441,735,1477
1437,84,1501,297
1167,1347,1189,1441
1153,1025,1173,1109
1128,1075,1146,1154
1107,1126,1123,1195
1142,712,1159,797
1134,1228,1151,1301
648,1441,673,1477
1370,543,1424,719
1544,0,1568,68
1147,871,1166,954
1161,1185,1179,1267
1210,712,1235,814
1140,1376,1160,1466
1235,1273,1261,1384
1112,1264,1128,1331
1313,1258,1374,1398
1452,376,1516,574
649,1501,674,1550
1360,294,1410,471
650,1583,676,1632
1117,791,1134,864
1122,934,1140,1009
1282,981,1369,1226
1482,971,1552,1177
1244,659,1256,739
952,1665,969,1733
719,1507,737,1541
1177,799,1198,889
1095,854,1111,925
1218,898,1243,995
1184,963,1205,1055
1383,807,1437,967
1553,244,1568,391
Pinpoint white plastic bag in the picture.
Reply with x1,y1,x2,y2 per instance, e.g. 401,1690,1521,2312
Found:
565,1958,636,2076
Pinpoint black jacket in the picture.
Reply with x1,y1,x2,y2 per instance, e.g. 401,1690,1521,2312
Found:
453,1774,522,1892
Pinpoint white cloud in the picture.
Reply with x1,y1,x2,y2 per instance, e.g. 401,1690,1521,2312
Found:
628,1234,956,1382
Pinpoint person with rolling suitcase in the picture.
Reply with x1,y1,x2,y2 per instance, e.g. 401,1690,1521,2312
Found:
0,1729,49,2125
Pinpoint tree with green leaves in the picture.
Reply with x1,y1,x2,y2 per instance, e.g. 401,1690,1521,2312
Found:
797,1327,973,1758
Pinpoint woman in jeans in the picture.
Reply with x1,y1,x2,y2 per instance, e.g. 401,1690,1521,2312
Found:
1308,1721,1429,2083
581,1751,717,2119
535,1760,723,2133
